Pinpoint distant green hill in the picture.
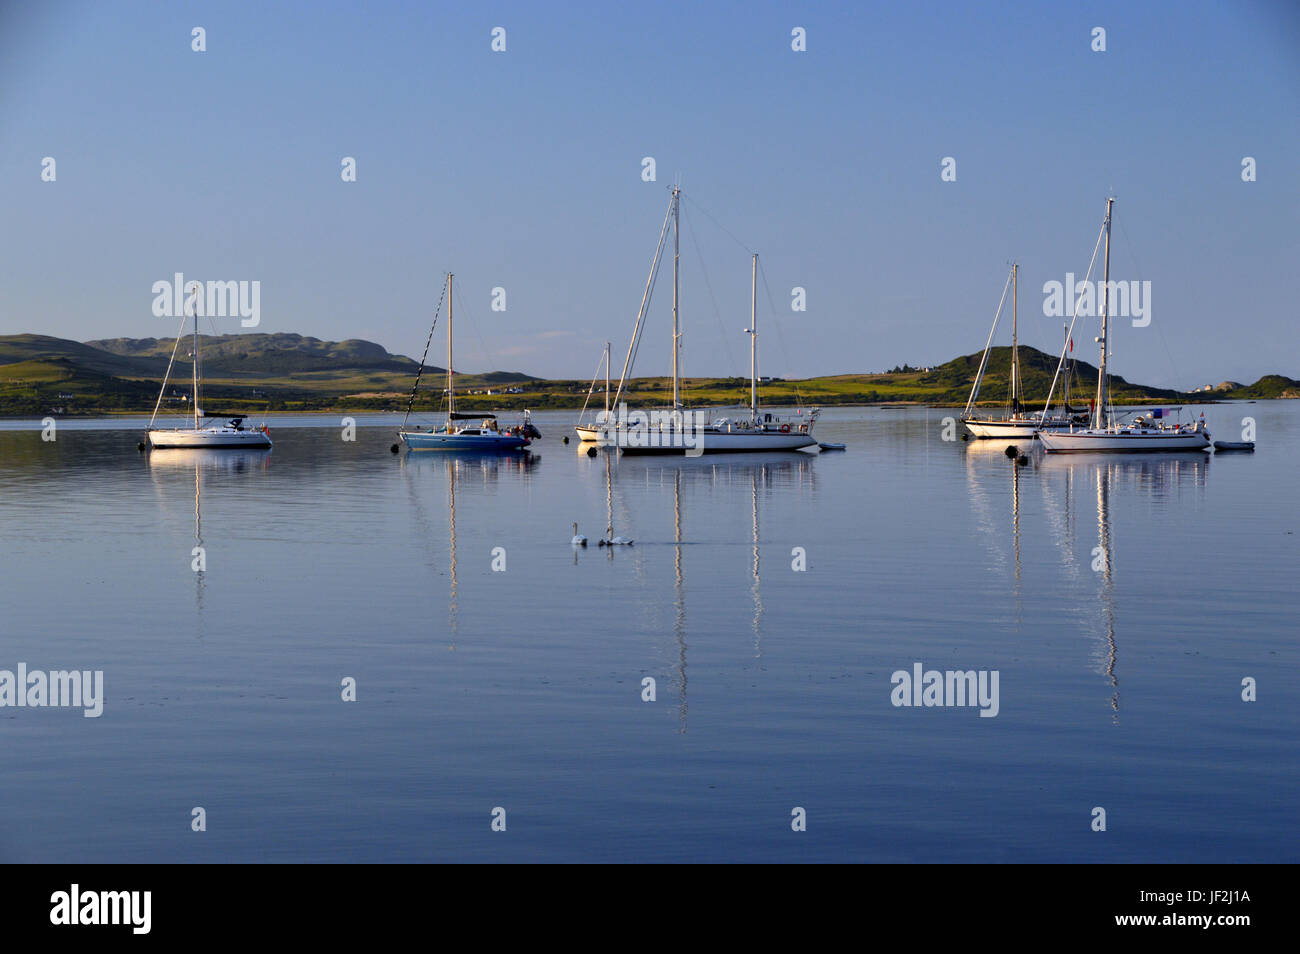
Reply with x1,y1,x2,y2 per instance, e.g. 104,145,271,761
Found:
0,332,537,415
924,345,1183,405
0,356,160,413
0,334,1292,416
0,334,167,378
87,333,419,377
1223,374,1300,400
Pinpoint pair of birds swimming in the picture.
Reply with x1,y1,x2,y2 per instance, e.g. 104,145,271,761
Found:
571,522,632,547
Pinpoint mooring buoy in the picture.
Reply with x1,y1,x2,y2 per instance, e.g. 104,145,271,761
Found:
586,446,597,457
1004,445,1018,459
561,436,569,444
390,443,400,454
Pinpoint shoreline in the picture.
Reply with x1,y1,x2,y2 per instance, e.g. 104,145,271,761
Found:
0,397,1258,422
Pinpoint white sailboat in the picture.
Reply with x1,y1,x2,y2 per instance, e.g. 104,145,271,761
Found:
1038,198,1210,453
962,263,1084,439
594,187,817,454
574,341,613,443
397,273,540,452
146,288,271,449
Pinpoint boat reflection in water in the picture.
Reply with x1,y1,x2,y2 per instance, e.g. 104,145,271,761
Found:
964,438,1036,608
400,451,541,646
1040,452,1210,721
147,447,271,475
146,447,272,629
967,440,1211,720
593,451,818,732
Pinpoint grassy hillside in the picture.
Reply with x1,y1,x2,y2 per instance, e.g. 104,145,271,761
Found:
0,334,1292,415
0,333,538,414
88,333,419,376
0,334,167,378
1224,374,1300,400
921,346,1182,405
0,356,159,414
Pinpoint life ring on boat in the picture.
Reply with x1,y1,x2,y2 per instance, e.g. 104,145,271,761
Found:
780,424,790,433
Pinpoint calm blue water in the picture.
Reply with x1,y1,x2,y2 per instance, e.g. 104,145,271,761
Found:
0,404,1296,862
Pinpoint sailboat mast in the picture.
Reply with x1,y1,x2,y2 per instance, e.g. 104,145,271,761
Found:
750,253,758,420
1062,320,1071,410
447,273,455,422
1010,262,1019,413
671,185,681,410
191,288,200,429
604,341,610,417
1094,199,1113,429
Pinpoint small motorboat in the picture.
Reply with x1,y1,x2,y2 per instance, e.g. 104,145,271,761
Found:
818,442,846,451
1213,441,1255,452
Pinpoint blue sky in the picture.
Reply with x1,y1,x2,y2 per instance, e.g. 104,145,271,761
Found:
1,0,1296,387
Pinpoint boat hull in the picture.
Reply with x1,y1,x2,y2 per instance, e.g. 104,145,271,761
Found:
148,428,272,448
1038,429,1210,453
617,427,815,455
399,430,530,452
962,418,1076,439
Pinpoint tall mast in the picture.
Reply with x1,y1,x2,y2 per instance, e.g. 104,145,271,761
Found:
1010,262,1019,412
671,185,681,410
191,287,200,429
446,273,455,422
604,341,610,417
1062,320,1071,410
1094,199,1113,429
749,253,758,420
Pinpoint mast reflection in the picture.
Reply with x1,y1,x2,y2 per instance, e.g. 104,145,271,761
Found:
147,448,271,632
400,451,540,648
1040,452,1209,720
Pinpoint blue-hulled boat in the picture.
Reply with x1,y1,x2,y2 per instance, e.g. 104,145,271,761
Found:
397,273,539,453
401,414,535,451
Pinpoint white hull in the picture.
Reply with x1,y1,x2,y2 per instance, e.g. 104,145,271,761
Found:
1038,428,1210,453
618,426,815,455
962,417,1077,439
148,426,271,448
